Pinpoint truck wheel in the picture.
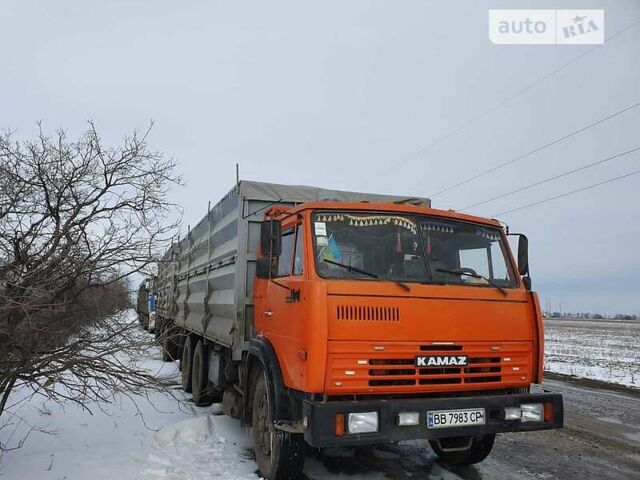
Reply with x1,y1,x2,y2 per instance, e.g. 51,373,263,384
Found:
160,322,179,362
252,373,305,480
429,434,495,466
181,335,195,393
191,340,214,406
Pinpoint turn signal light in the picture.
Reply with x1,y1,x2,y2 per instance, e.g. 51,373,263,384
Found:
335,413,345,436
544,402,553,422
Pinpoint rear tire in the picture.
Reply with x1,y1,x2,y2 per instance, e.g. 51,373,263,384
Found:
191,340,215,406
159,321,179,362
430,434,495,466
252,373,305,480
181,335,195,393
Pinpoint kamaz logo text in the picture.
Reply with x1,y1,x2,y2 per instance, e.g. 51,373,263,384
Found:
415,355,468,367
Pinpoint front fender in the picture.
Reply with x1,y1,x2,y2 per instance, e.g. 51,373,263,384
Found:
243,337,290,422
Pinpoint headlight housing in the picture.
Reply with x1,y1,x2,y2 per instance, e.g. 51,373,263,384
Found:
520,403,544,422
347,412,379,434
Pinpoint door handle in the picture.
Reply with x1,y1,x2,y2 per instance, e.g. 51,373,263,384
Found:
263,310,273,317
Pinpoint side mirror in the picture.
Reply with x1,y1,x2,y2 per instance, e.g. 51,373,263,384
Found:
260,220,282,257
517,235,529,276
256,257,273,279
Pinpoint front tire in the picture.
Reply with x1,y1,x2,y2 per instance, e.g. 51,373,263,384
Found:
251,373,305,480
430,434,495,466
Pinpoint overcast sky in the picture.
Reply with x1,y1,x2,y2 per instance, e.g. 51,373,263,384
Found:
1,0,639,314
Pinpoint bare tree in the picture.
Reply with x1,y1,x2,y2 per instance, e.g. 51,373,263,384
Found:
0,122,181,433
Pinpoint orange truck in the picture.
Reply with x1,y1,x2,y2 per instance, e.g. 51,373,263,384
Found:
154,181,563,479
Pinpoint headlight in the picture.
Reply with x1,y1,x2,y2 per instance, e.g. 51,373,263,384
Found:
398,411,420,426
520,403,543,422
348,412,378,434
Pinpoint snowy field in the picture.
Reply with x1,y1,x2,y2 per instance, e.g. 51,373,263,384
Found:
544,318,640,389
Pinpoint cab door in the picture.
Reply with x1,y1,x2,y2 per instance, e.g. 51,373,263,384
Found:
256,223,307,389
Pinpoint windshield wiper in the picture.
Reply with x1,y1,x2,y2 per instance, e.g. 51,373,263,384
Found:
435,268,508,296
322,258,411,292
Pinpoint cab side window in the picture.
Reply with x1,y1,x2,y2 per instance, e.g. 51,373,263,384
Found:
276,228,295,277
293,226,304,276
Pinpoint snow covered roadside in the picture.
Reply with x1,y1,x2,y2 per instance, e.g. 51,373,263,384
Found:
139,408,259,480
0,338,263,480
0,346,201,480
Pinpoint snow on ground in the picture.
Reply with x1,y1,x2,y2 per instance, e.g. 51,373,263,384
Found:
0,341,263,480
544,318,640,389
0,347,200,480
139,411,259,480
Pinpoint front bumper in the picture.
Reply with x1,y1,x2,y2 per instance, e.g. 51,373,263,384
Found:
303,393,563,447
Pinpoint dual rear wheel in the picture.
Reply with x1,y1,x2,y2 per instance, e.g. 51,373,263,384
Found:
179,340,304,479
180,335,220,406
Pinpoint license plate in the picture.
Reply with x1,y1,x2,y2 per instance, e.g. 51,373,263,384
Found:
427,408,486,429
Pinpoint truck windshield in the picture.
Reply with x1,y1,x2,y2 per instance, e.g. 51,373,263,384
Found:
312,211,517,288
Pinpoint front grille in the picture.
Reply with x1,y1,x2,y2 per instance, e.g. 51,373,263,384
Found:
367,355,502,386
327,342,531,394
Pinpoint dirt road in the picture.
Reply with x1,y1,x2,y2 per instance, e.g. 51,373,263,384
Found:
307,374,640,479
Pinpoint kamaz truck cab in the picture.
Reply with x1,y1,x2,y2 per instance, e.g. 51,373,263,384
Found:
250,200,562,477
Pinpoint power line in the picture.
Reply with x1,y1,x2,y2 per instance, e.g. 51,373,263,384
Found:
461,146,640,210
382,18,640,176
493,169,640,217
430,99,640,197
